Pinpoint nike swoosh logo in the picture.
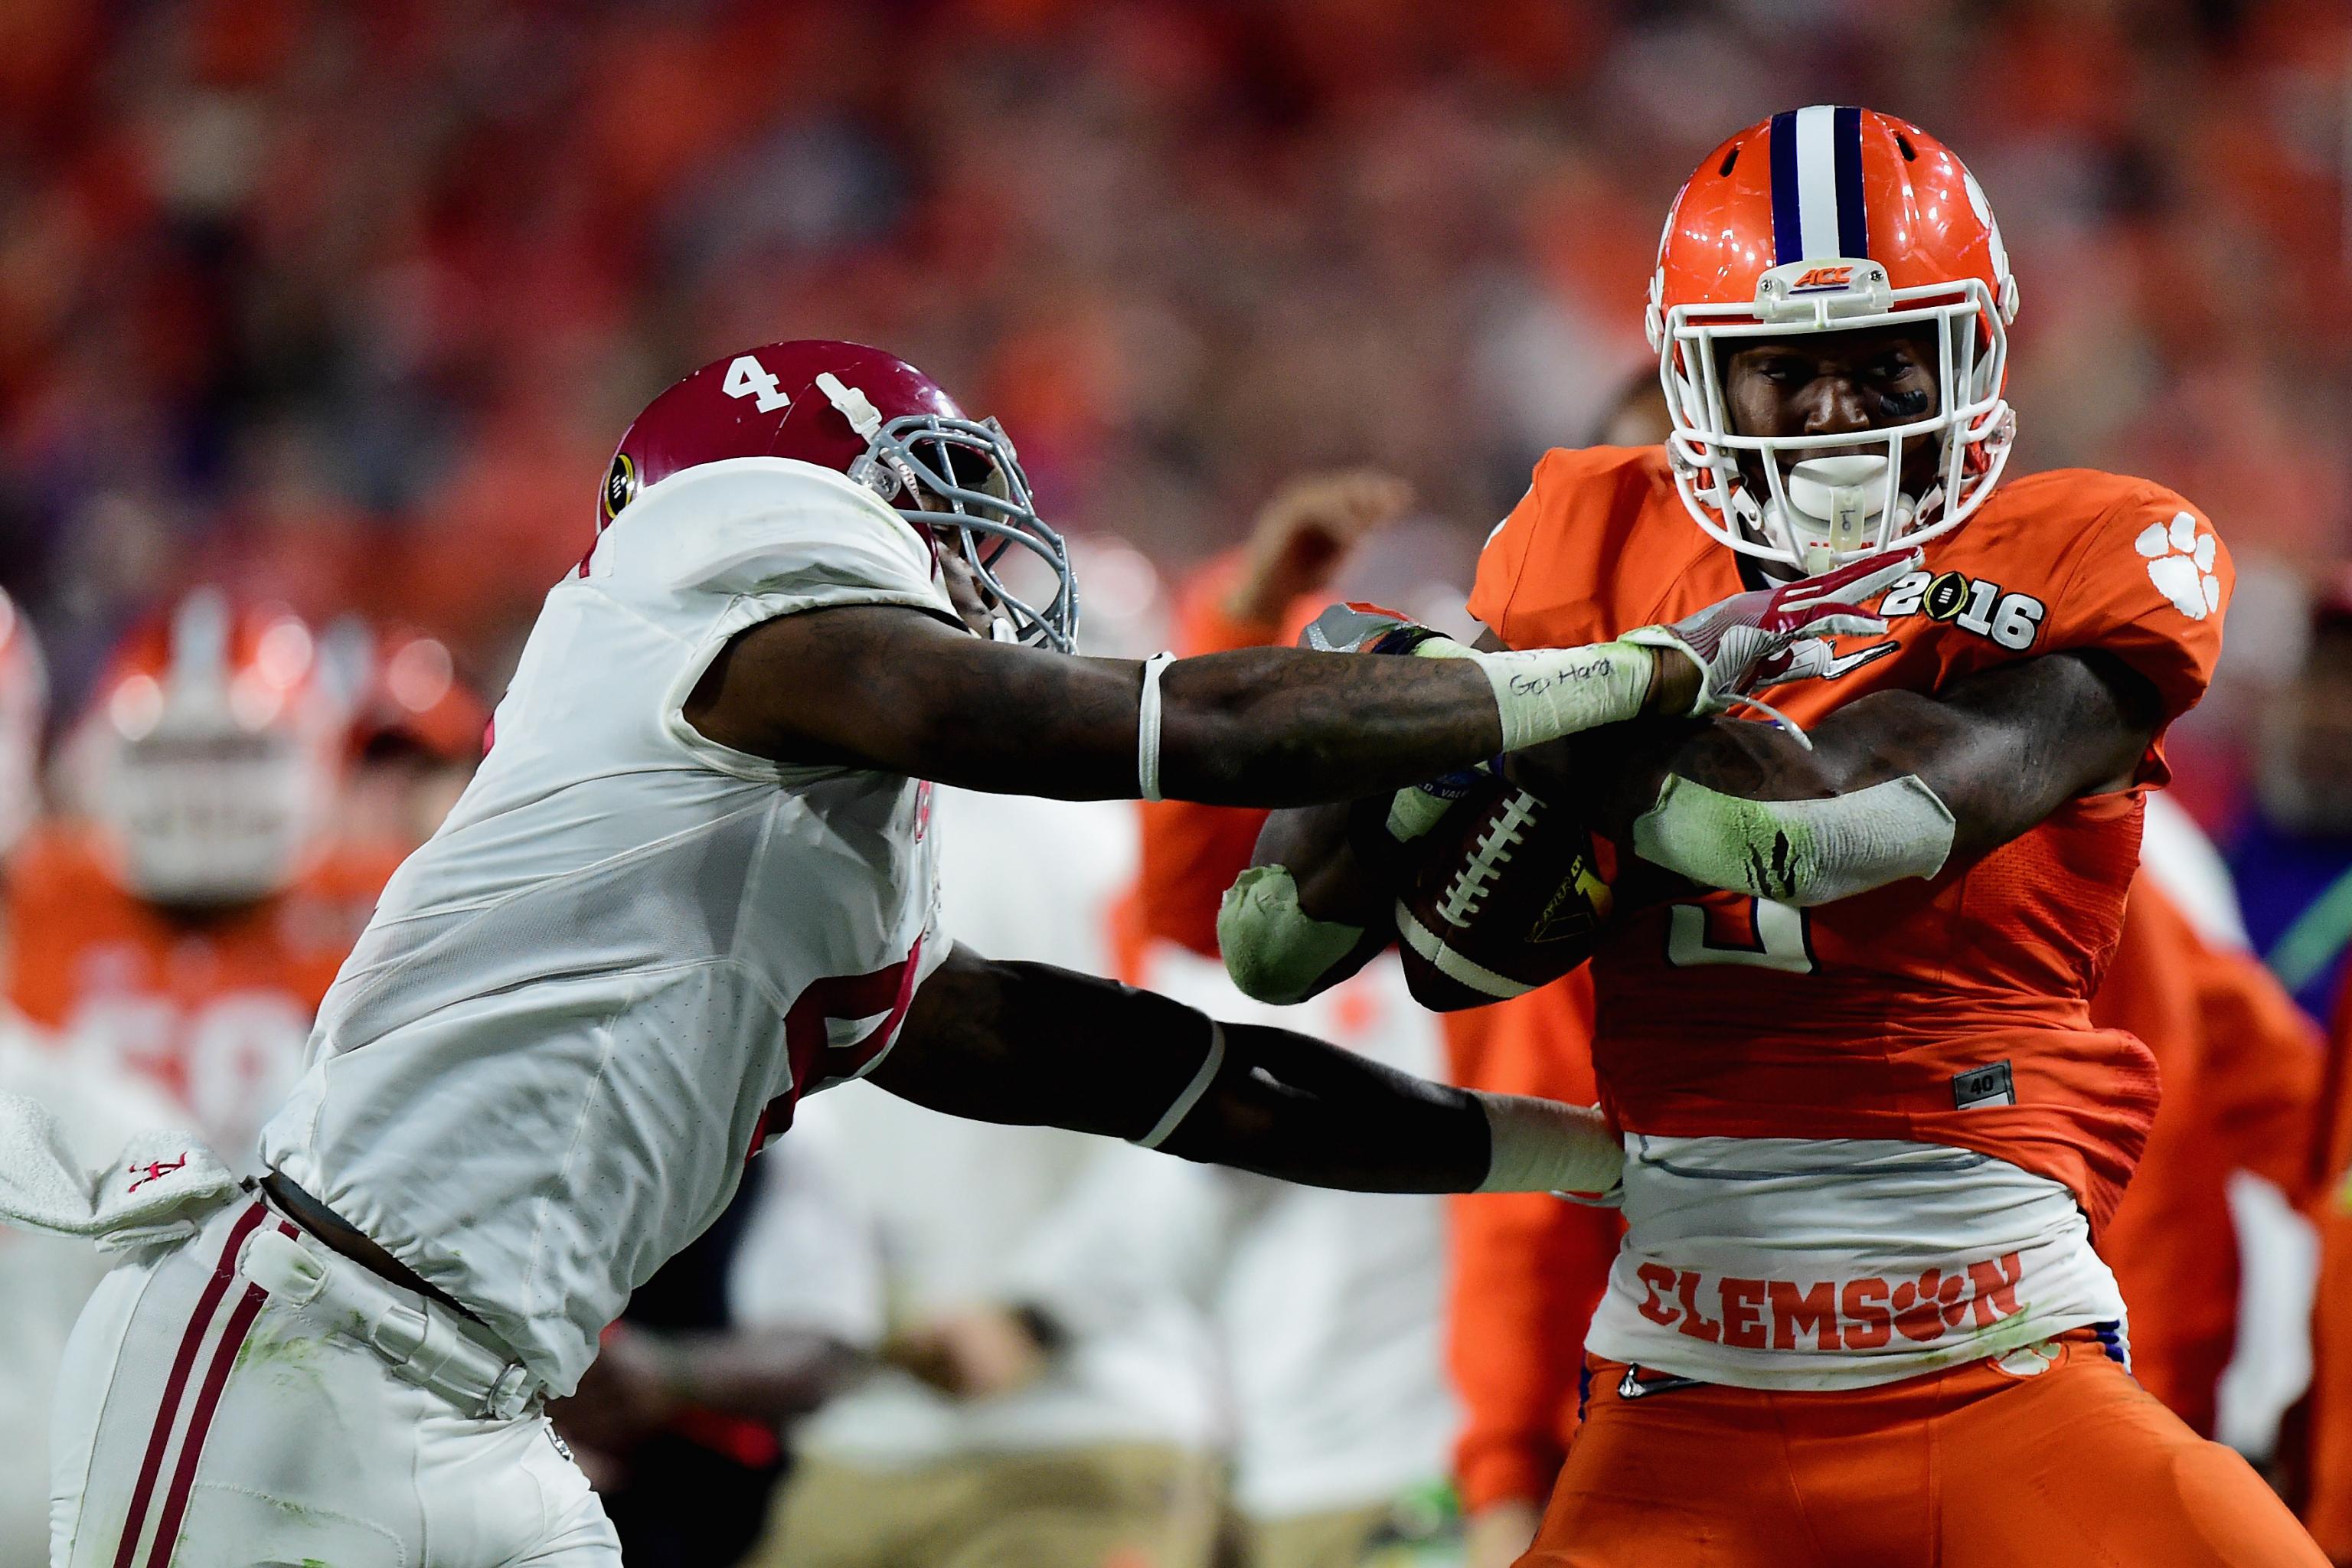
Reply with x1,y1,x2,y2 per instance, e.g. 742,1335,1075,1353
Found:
1818,641,1900,678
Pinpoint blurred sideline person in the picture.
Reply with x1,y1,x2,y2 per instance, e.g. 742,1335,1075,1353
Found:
0,593,180,1565
553,1171,818,1567
1443,982,1607,1568
2096,793,2323,1445
6,591,399,1169
2291,822,2352,1562
741,786,1223,1568
341,626,489,856
1125,958,1460,1568
1127,474,1464,1568
2234,578,2352,1021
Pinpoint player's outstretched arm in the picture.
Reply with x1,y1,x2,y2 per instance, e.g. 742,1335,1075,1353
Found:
1521,647,2162,907
683,549,1908,805
688,601,1655,805
867,945,1620,1197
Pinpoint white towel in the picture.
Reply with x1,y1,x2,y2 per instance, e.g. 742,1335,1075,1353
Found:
0,1091,238,1252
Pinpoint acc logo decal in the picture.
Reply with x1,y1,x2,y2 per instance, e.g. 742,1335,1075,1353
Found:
1790,265,1855,290
1879,570,2046,651
602,452,638,521
2135,511,2222,622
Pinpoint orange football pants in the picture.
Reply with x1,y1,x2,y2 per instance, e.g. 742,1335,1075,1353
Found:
1521,1331,2324,1567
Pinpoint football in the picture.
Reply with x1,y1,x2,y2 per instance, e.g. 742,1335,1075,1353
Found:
1390,771,1615,1011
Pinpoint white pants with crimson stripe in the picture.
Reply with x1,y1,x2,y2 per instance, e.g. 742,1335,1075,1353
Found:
49,1197,619,1567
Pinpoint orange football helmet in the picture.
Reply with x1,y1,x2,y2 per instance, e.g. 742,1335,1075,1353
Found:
350,628,488,765
75,591,345,906
1647,105,2020,573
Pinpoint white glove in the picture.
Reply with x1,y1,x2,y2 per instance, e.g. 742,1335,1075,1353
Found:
1622,547,1919,715
0,1092,239,1252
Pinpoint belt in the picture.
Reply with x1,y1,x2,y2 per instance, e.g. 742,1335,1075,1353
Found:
258,1171,475,1319
241,1192,545,1422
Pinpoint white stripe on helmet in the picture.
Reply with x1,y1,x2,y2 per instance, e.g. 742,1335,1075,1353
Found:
1794,103,1843,260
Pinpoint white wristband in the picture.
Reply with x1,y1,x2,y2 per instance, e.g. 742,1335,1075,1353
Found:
1135,1019,1225,1149
1137,652,1176,802
1472,640,1655,751
1473,1093,1623,1195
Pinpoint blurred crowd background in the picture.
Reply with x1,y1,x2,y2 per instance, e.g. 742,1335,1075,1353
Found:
9,1,2352,1566
8,0,2351,765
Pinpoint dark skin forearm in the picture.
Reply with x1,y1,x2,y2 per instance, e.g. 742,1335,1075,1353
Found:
1252,648,2162,946
686,603,1504,803
871,945,1492,1192
1511,647,2160,866
684,603,1685,806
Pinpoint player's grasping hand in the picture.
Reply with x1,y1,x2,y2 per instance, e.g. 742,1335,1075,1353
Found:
1224,469,1415,627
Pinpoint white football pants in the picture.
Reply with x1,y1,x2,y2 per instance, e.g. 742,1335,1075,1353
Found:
49,1194,619,1567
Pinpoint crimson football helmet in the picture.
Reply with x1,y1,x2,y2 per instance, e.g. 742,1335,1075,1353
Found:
600,340,1077,649
74,591,344,906
1647,106,2020,573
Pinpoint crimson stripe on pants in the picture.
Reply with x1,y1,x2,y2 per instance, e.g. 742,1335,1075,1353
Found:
109,1204,269,1568
142,1223,287,1568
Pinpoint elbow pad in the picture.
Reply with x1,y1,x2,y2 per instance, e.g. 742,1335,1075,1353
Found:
1631,773,1955,907
1217,864,1365,1005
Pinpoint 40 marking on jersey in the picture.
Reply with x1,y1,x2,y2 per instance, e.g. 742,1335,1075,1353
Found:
1876,569,2047,652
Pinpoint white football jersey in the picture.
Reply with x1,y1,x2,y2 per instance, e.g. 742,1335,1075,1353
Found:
260,456,954,1393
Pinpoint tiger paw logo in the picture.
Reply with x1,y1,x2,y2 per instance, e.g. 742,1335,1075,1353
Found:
2135,511,2221,621
1890,1268,1972,1342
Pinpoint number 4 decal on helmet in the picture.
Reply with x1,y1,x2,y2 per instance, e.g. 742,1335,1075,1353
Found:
1666,899,1815,973
721,354,792,413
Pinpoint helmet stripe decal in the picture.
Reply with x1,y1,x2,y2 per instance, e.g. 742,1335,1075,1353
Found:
1831,105,1869,257
1768,110,1802,263
1792,105,1844,260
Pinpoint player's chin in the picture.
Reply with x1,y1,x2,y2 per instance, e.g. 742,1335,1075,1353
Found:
937,554,999,638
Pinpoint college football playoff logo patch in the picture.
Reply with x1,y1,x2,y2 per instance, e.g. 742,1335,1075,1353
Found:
603,452,639,521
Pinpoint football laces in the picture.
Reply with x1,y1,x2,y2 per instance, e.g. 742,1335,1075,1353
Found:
1437,792,1539,926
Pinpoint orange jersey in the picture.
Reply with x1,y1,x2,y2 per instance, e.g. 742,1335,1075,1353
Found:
2295,962,2352,1557
2092,876,2322,1436
5,825,400,1160
1469,446,2231,1228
